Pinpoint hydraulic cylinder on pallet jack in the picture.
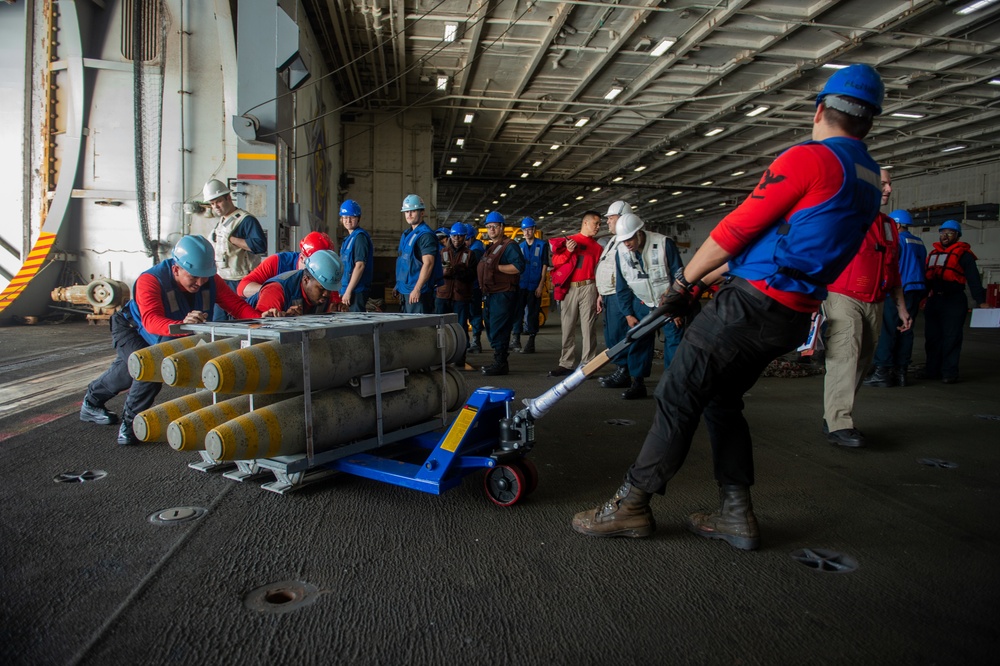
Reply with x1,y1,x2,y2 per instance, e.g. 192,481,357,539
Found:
204,366,469,461
201,322,468,394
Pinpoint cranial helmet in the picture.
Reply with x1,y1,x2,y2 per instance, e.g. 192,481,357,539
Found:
304,250,343,291
615,213,645,241
172,235,217,278
485,211,505,225
299,231,334,257
889,209,913,227
816,64,884,116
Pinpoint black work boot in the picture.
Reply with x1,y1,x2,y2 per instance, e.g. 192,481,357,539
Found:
893,366,908,387
469,334,482,354
571,479,655,538
481,352,509,376
685,484,760,551
622,377,647,400
80,395,118,426
599,367,631,389
509,334,522,352
117,414,138,446
520,334,536,354
862,366,892,388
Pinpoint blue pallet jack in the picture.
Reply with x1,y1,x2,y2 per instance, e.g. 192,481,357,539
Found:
323,304,673,506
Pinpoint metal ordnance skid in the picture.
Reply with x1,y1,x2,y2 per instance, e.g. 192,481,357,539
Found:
169,313,537,502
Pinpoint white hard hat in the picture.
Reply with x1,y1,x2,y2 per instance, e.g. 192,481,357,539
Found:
605,200,630,217
202,179,231,202
615,213,644,241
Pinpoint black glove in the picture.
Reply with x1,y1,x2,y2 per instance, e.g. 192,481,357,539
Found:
657,270,706,318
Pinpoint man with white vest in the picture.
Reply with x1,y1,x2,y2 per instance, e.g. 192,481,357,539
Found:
596,200,632,388
202,179,266,320
614,213,685,399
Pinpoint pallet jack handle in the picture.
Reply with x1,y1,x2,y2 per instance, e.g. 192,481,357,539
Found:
515,303,674,423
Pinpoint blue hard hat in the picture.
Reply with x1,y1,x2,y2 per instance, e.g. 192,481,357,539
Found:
401,194,425,212
889,209,913,227
520,217,536,229
172,235,216,278
436,227,450,237
466,226,476,239
939,219,962,235
450,222,466,236
485,211,505,225
304,250,343,291
339,199,362,217
816,64,884,116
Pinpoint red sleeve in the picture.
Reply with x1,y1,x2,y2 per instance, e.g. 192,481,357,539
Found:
215,276,262,319
136,273,182,337
237,254,280,296
550,237,571,267
711,143,843,256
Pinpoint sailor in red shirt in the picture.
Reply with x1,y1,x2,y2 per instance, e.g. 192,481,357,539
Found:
822,169,911,448
237,231,335,298
81,235,268,446
549,210,603,376
248,250,344,316
572,64,886,551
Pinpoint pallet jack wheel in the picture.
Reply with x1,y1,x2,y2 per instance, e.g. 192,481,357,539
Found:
483,464,526,507
514,458,538,495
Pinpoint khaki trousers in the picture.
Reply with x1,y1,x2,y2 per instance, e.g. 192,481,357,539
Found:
558,282,598,369
823,292,884,431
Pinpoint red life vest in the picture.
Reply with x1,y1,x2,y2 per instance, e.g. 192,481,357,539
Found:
477,237,520,294
926,241,974,286
827,212,900,303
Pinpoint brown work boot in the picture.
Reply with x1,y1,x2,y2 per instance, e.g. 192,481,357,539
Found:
685,484,760,551
572,480,655,538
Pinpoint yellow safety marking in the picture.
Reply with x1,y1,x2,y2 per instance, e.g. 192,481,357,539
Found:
260,408,284,458
262,345,284,393
0,232,57,312
237,153,276,160
440,406,477,453
242,347,263,394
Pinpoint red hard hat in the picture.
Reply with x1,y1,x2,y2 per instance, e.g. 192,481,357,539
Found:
299,231,333,256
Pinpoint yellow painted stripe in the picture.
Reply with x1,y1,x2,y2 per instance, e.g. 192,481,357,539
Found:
440,406,477,452
237,153,276,160
260,408,284,457
242,347,262,394
263,344,284,392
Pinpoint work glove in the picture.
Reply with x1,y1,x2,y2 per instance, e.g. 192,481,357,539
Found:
657,269,707,318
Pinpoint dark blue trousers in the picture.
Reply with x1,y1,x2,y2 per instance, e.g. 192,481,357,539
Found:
603,293,629,370
924,289,968,380
627,278,811,492
873,290,923,370
483,291,517,355
512,287,542,336
86,311,163,419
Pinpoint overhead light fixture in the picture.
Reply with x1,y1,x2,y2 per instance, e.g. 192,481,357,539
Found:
701,180,714,186
695,208,704,212
990,79,1000,85
484,209,490,213
444,22,459,43
575,195,584,200
508,183,517,189
650,38,676,57
520,172,529,178
941,144,967,152
633,165,647,172
665,149,679,157
575,117,590,128
613,176,624,182
592,187,602,192
445,169,453,175
730,170,745,176
671,190,683,196
492,200,499,205
604,84,624,101
881,165,893,170
676,214,684,218
956,0,1000,15
436,75,449,91
500,193,507,198
547,211,554,215
704,127,724,137
745,105,770,117
891,112,926,119
463,112,475,124
450,157,458,163
455,137,465,147
538,216,545,220
532,160,543,167
550,144,560,150
822,63,849,70
648,198,658,203
562,203,569,207
719,201,728,206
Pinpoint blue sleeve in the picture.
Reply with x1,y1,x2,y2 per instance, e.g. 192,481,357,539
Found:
664,238,684,277
503,243,526,272
960,252,986,303
232,215,267,254
615,251,636,319
354,234,371,264
416,233,439,259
